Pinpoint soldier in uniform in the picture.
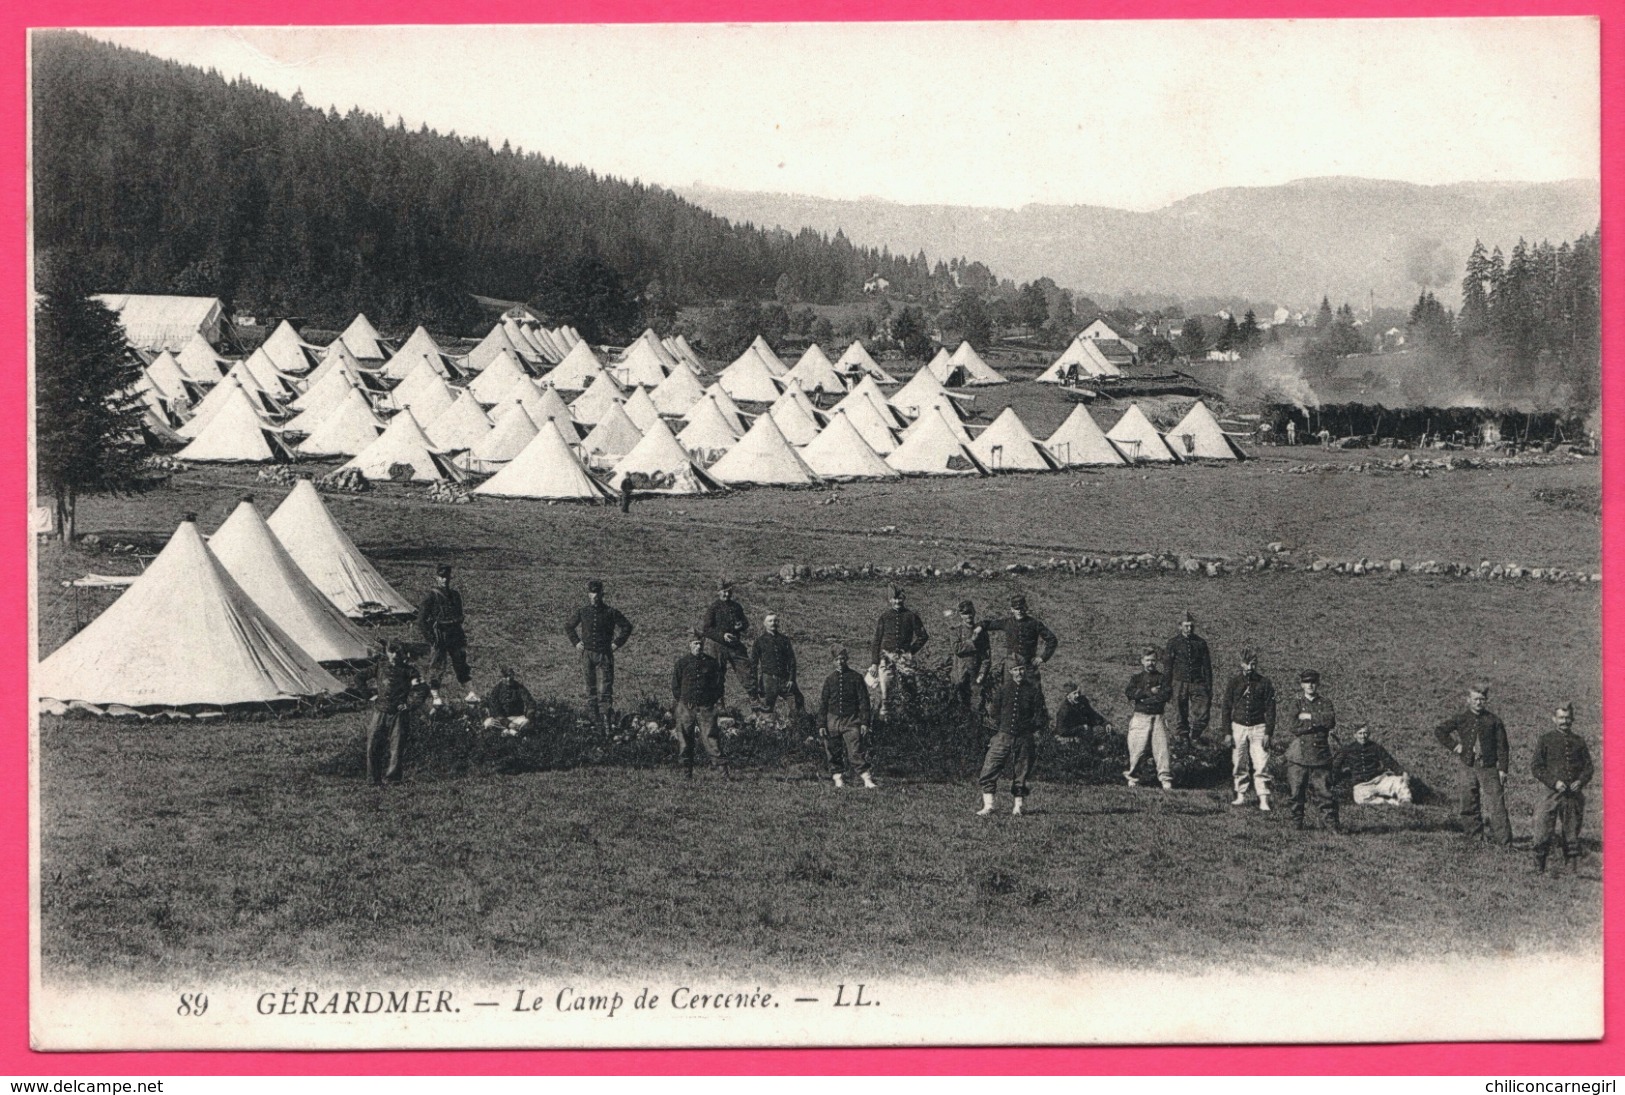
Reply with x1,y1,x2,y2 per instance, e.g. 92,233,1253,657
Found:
1124,646,1175,789
419,564,478,702
366,640,426,786
483,665,536,736
564,578,634,731
701,580,754,701
1285,669,1340,832
1053,681,1107,744
671,631,727,778
1164,612,1212,740
1433,683,1512,846
869,587,928,717
1530,701,1592,874
819,647,876,790
949,599,992,714
1221,648,1277,810
976,660,1048,816
750,613,802,724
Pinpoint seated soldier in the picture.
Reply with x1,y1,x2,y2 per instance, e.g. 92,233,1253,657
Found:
1334,723,1412,805
1054,681,1107,744
483,665,536,736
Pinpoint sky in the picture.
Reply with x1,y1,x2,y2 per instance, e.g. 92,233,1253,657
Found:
84,20,1599,211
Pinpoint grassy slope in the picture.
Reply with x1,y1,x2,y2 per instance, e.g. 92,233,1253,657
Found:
36,380,1602,981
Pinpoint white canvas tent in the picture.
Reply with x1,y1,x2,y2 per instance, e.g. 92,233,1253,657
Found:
1037,336,1124,382
1045,404,1128,466
799,412,901,481
1105,403,1179,462
501,317,545,367
833,376,909,428
467,404,542,471
547,340,610,392
968,407,1059,471
340,409,465,482
569,374,627,426
837,340,897,384
145,350,193,406
464,324,528,374
608,418,722,495
581,402,645,464
649,363,706,416
885,407,989,477
706,413,820,487
339,313,391,361
475,421,614,502
240,347,295,399
784,344,847,394
467,348,530,405
621,386,663,432
684,385,747,434
289,359,366,416
260,320,318,376
717,346,785,404
903,392,975,443
93,294,224,352
386,326,454,381
767,390,824,446
174,331,230,385
425,389,494,453
35,518,345,708
388,362,455,427
890,365,972,418
749,335,789,377
208,500,375,664
675,396,742,463
950,341,1008,385
1165,400,1245,460
826,397,900,455
296,386,385,458
175,386,293,463
616,335,672,388
267,480,414,619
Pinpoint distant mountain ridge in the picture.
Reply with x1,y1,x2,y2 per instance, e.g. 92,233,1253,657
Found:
677,177,1600,310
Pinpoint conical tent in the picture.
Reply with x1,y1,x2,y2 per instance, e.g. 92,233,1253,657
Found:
768,390,823,445
1165,400,1245,460
950,341,1009,385
288,360,366,421
676,396,742,462
300,340,373,396
968,407,1059,471
467,404,542,470
35,519,346,708
924,347,962,386
708,413,821,487
241,347,295,398
891,365,972,417
426,389,494,452
146,351,192,405
616,337,670,388
904,392,974,443
521,382,575,428
477,422,615,502
215,359,283,409
297,386,385,457
175,387,292,463
386,326,453,381
388,363,455,428
685,385,746,434
341,409,465,482
649,361,706,415
784,344,847,393
828,395,900,455
468,348,530,405
547,340,610,392
673,334,706,373
1045,404,1128,466
208,500,375,664
837,340,897,384
608,419,721,495
464,323,527,374
749,335,789,377
177,376,258,439
782,385,828,425
267,480,415,619
718,346,785,403
582,402,645,463
502,317,545,366
174,332,230,384
834,375,909,428
569,375,627,425
799,412,901,481
886,407,989,477
635,329,681,369
1037,336,1123,382
1105,403,1179,462
261,320,318,376
339,314,390,361
621,386,663,432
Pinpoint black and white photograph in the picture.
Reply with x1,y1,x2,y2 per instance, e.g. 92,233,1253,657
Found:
28,19,1603,1050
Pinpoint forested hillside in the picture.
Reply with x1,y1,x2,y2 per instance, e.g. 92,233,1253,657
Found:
31,32,957,335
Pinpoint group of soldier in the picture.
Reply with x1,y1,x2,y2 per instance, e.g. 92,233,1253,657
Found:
366,567,1594,875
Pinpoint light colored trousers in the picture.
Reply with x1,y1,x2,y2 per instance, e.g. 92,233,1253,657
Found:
1231,722,1272,798
1126,713,1172,785
1353,773,1412,805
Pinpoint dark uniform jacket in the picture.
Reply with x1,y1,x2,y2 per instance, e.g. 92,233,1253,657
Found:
1125,669,1172,715
1334,740,1401,785
374,656,424,711
982,615,1058,664
702,599,750,650
1531,730,1593,791
1164,633,1212,685
751,632,797,683
565,602,634,653
1220,671,1277,733
819,667,872,726
1286,695,1337,766
872,608,928,666
990,678,1049,736
672,652,724,707
418,586,466,646
487,678,535,719
1434,709,1510,772
1055,693,1106,738
952,622,991,681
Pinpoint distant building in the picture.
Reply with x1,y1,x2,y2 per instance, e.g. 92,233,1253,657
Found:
1273,306,1291,325
91,294,225,351
864,275,891,294
1079,318,1139,355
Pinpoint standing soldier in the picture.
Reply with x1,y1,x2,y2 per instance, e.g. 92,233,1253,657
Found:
366,640,425,786
671,631,727,778
820,647,876,790
618,476,634,514
1433,683,1512,847
750,613,802,724
702,580,754,701
1165,612,1212,740
977,660,1048,816
950,599,992,714
1220,649,1277,810
870,586,929,717
1285,669,1340,832
981,593,1058,690
564,578,634,731
419,564,478,703
1530,702,1593,875
1123,646,1175,789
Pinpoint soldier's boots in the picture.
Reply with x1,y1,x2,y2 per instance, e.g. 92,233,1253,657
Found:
976,793,996,817
1258,796,1272,812
1012,796,1024,816
861,772,877,790
832,773,845,789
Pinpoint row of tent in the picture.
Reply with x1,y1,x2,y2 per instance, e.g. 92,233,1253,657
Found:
37,482,418,712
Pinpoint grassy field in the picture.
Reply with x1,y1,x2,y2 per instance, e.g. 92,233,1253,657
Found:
35,378,1602,982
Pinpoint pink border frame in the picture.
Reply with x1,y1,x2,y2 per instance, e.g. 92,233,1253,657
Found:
3,1,1617,1076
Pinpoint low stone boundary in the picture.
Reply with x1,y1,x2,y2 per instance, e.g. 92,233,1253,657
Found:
1273,452,1589,476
